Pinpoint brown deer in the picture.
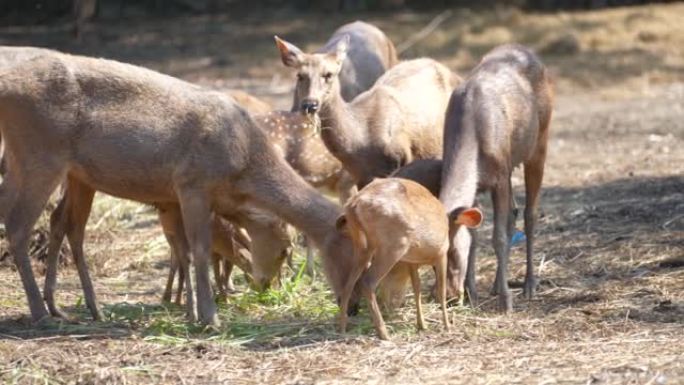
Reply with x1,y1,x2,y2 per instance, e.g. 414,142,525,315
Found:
161,208,259,304
0,52,356,325
335,178,482,340
0,46,61,174
275,35,455,188
281,21,398,110
388,159,481,306
439,44,553,312
41,174,291,320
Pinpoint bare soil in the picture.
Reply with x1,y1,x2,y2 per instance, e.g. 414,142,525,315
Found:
0,3,682,385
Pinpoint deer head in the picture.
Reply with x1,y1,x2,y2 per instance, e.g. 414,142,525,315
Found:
274,35,349,115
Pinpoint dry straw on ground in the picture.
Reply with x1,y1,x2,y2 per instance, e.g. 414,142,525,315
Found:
0,3,683,384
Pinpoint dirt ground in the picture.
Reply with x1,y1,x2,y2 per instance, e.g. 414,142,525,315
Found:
0,3,682,385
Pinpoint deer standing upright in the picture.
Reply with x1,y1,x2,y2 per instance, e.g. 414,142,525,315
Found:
275,35,456,188
439,44,553,311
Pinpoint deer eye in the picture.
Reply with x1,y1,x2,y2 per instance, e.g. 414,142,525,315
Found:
323,72,333,81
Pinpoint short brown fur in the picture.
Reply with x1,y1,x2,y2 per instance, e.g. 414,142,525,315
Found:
0,52,351,325
439,44,554,311
336,178,451,340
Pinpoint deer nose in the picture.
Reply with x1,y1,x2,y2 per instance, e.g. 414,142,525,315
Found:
301,100,319,115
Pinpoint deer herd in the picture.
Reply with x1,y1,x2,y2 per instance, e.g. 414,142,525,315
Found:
0,20,553,340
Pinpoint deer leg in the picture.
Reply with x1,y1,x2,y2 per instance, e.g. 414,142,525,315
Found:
523,151,547,299
62,179,100,320
161,234,177,303
435,248,450,332
212,252,227,299
5,167,65,322
359,242,410,340
224,260,235,292
492,183,513,313
177,189,217,326
491,180,518,296
159,205,195,315
44,191,71,319
409,265,425,331
175,257,186,306
305,237,315,278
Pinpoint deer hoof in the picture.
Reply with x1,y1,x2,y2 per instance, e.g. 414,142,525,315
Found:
497,291,513,313
523,276,538,300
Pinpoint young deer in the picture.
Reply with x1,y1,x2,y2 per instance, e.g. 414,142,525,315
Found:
440,44,553,312
160,208,254,305
275,35,455,188
283,21,398,110
335,178,482,340
389,159,481,305
0,52,355,325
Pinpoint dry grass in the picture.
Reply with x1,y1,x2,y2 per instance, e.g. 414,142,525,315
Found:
0,3,683,385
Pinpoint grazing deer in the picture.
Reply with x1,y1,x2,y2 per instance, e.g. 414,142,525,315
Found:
282,21,398,110
160,208,253,305
41,174,291,320
256,110,357,275
275,35,455,188
439,44,553,312
0,53,356,325
389,159,483,305
335,178,482,340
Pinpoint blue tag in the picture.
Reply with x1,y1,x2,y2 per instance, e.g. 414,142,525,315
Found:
511,229,526,246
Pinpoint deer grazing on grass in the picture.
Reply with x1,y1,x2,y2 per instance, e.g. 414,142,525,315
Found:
335,178,482,340
0,52,357,325
275,36,456,188
41,171,291,321
255,110,357,276
160,208,254,305
440,44,553,311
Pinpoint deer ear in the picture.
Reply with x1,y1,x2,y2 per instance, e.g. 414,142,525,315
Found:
334,34,350,63
450,207,483,229
274,35,304,68
335,214,347,231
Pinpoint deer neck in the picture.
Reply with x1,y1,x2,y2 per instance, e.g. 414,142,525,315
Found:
439,109,480,213
243,133,341,248
318,86,368,161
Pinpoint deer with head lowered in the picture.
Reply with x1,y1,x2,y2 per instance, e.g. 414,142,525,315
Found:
440,44,553,311
275,35,456,188
23,85,292,321
335,177,482,340
0,52,357,325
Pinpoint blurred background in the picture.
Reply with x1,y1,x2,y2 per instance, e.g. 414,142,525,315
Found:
1,0,682,109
